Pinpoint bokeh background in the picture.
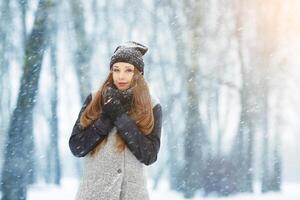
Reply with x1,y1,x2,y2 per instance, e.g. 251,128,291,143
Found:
0,0,300,199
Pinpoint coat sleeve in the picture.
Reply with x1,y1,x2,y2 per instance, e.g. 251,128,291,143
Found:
69,93,113,157
114,103,162,165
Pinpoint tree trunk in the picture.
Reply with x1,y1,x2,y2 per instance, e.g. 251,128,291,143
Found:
271,91,282,191
69,0,92,178
18,0,28,49
69,0,92,100
167,2,187,192
231,0,254,193
261,80,270,193
45,1,61,185
0,0,12,186
1,0,52,199
181,1,205,198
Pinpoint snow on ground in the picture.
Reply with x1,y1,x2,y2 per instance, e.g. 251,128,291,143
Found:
28,178,300,200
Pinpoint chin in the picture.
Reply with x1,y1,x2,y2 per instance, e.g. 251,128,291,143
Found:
115,85,124,90
118,87,128,91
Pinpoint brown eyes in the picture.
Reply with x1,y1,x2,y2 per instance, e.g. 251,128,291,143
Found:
113,69,133,73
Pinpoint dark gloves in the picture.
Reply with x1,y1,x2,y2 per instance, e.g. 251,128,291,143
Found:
102,97,125,122
101,86,133,122
116,87,134,112
69,93,114,157
114,103,163,165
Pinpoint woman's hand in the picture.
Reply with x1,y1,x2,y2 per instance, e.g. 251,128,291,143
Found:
101,86,132,122
117,88,133,112
105,86,133,109
102,98,125,122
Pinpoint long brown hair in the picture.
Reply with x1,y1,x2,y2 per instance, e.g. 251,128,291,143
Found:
79,68,154,156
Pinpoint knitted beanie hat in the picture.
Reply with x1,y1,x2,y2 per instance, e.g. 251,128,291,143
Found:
109,41,148,75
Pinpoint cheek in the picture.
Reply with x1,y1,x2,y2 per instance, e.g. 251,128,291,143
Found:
128,74,134,82
112,73,117,81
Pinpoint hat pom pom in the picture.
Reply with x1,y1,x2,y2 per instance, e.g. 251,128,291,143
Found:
125,41,148,56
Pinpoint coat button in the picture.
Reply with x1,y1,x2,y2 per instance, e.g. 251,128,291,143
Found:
117,169,122,174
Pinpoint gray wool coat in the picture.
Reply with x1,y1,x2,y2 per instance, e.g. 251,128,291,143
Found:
69,91,162,200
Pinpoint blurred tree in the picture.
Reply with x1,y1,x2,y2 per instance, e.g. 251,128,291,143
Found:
161,0,188,193
1,0,53,199
45,0,61,185
181,0,206,198
254,0,283,192
69,0,92,178
18,0,28,48
230,0,255,193
69,0,92,101
0,0,13,187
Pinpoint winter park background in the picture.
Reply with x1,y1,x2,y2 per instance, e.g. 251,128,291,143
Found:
0,0,300,199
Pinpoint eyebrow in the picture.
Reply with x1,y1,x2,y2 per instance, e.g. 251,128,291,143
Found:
113,65,133,69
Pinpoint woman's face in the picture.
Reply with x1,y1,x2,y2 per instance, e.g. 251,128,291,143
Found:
112,62,135,90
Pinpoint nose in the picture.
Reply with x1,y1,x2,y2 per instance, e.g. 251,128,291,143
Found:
118,71,126,80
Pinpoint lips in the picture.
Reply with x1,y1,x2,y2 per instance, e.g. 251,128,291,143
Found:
118,82,128,86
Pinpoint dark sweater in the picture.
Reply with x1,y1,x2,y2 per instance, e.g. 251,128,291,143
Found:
69,93,162,165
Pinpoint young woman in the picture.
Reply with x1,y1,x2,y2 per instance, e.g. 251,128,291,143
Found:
69,41,162,200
